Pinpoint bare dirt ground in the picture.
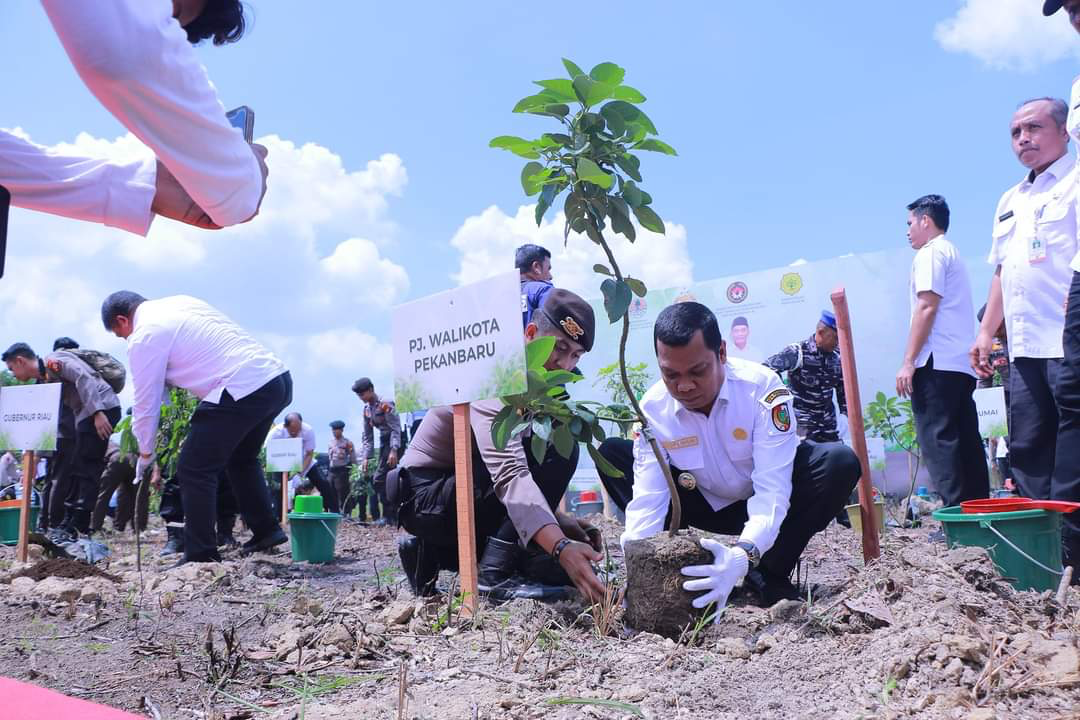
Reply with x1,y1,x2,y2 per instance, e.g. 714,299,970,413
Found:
1,514,1078,720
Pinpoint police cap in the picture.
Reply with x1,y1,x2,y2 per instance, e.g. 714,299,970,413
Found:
329,420,345,430
820,310,837,330
539,288,595,352
351,377,373,394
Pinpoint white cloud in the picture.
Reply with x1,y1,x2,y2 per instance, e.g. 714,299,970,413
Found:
449,204,693,299
2,130,410,437
934,0,1080,70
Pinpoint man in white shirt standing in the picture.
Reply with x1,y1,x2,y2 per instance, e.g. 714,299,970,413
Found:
1040,0,1080,579
971,98,1078,546
101,291,291,564
898,195,987,513
267,413,341,514
1,0,268,234
596,302,860,611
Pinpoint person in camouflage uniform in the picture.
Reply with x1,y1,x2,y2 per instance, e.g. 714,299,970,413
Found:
764,311,848,443
352,377,401,525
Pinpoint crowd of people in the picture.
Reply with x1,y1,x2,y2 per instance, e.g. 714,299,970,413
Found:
2,0,1079,628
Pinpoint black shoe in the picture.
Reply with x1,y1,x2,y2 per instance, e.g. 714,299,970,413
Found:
744,568,802,608
165,551,221,571
217,517,239,549
47,526,77,545
398,535,439,596
160,526,185,556
835,509,852,528
240,528,288,556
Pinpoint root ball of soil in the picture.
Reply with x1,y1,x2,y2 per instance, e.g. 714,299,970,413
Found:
624,532,712,639
9,558,120,583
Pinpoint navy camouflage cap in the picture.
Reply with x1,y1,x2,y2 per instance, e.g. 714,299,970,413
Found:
820,310,837,330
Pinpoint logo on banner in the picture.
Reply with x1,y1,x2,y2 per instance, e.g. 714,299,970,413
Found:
629,297,648,320
780,272,803,296
726,281,749,304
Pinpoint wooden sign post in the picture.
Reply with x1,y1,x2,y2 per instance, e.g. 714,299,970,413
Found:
0,383,62,563
392,272,527,618
15,451,36,563
266,437,303,528
830,287,881,563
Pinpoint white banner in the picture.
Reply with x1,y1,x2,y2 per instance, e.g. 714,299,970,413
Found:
974,386,1008,439
391,271,526,410
266,437,303,473
0,384,61,451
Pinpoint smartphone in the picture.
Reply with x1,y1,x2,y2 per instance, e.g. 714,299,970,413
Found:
0,185,9,279
226,105,255,143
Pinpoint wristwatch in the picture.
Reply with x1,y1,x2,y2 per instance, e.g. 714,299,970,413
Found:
733,540,760,568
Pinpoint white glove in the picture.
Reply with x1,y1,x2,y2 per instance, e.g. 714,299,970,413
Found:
681,537,751,621
134,454,155,485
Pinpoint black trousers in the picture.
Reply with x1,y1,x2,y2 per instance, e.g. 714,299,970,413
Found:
60,407,122,533
1010,358,1067,500
40,436,76,529
176,372,291,561
160,471,239,526
395,437,579,569
596,437,859,580
90,457,149,532
372,437,397,523
330,466,356,517
304,464,340,514
1054,271,1080,565
910,357,988,508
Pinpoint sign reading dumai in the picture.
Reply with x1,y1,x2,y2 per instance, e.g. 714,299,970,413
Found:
0,384,61,451
266,437,303,473
974,386,1008,439
391,271,526,410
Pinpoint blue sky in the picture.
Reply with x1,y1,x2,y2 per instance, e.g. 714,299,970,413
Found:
3,0,1079,438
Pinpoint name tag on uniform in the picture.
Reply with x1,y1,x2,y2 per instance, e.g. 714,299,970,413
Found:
662,436,699,450
998,210,1013,223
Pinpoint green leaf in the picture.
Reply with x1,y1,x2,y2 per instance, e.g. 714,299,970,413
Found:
622,180,644,208
601,278,633,323
593,263,613,276
552,424,575,459
587,443,622,478
591,422,606,443
625,277,648,297
589,62,625,85
532,79,577,103
532,416,552,440
599,105,626,137
531,432,548,463
536,183,558,225
632,204,665,234
572,76,615,107
564,192,588,242
520,161,546,196
526,336,556,370
544,133,572,147
575,157,614,190
544,369,581,387
562,58,586,79
570,417,584,437
608,196,636,242
601,101,658,134
490,406,516,450
513,94,553,113
489,135,540,159
612,85,646,103
613,153,642,182
635,138,678,156
526,104,570,119
578,112,605,133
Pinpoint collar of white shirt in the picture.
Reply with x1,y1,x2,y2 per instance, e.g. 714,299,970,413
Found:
1022,153,1074,189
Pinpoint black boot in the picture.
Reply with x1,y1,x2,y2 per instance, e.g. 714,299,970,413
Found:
398,535,439,596
160,526,184,557
744,567,802,608
478,538,570,603
216,516,238,549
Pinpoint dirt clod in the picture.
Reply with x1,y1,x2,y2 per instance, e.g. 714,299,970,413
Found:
624,531,711,638
9,557,119,583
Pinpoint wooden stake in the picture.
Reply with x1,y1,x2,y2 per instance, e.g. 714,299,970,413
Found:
16,451,36,563
452,403,478,617
830,287,881,563
281,472,289,527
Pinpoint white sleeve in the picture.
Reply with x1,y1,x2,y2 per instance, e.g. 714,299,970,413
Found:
619,432,672,549
740,385,799,554
41,0,262,227
911,246,945,297
0,128,155,235
128,332,168,456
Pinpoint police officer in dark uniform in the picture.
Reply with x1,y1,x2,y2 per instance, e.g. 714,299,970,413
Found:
353,378,401,525
327,420,358,518
764,311,847,442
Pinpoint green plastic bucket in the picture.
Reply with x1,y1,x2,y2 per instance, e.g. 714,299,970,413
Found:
287,511,341,564
932,506,1063,592
0,505,40,546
